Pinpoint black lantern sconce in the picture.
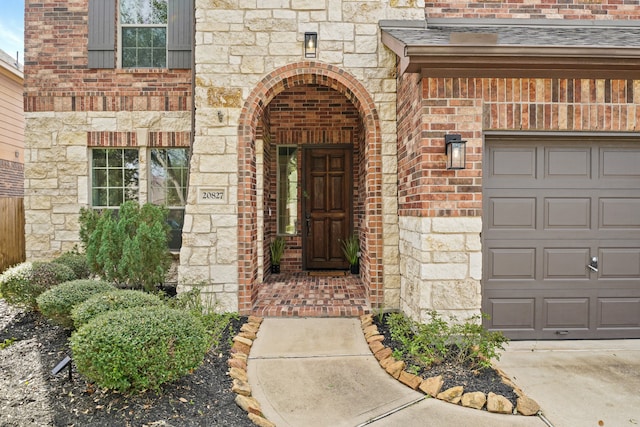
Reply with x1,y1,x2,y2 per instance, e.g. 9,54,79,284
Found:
304,32,317,58
445,134,467,170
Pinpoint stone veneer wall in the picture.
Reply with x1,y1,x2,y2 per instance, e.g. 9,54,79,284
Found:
181,0,426,312
23,112,191,259
399,216,482,322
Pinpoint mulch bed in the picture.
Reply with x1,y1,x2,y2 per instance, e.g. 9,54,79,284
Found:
1,307,521,426
373,313,519,408
0,309,255,427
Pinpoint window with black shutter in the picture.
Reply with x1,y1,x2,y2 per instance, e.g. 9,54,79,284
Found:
87,0,193,69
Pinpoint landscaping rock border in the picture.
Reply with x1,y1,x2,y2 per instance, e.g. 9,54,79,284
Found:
359,314,541,417
228,315,276,427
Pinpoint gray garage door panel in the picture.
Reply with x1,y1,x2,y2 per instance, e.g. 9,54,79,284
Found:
598,298,640,329
485,292,640,339
483,136,640,339
543,298,590,330
600,198,640,228
546,147,591,178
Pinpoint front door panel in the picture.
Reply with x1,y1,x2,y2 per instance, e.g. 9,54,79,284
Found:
304,146,352,269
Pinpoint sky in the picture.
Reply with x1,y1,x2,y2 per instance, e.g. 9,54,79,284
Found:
0,0,24,64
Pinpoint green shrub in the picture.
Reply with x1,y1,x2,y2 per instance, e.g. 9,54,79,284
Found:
0,261,75,310
0,262,33,308
36,280,115,329
448,314,509,369
80,202,171,291
72,289,164,328
166,288,203,314
70,306,210,393
31,261,76,290
165,288,240,350
52,251,91,280
385,310,508,371
79,208,100,253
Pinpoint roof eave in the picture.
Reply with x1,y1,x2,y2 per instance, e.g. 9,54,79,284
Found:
381,33,640,78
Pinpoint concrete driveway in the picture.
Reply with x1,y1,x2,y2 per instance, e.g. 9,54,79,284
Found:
494,340,640,427
248,318,640,427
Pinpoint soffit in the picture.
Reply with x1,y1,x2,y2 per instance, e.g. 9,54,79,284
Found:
380,19,640,78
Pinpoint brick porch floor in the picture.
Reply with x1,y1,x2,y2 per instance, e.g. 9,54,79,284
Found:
252,271,371,317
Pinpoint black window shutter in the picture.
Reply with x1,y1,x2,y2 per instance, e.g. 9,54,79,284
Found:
168,0,194,69
88,0,116,69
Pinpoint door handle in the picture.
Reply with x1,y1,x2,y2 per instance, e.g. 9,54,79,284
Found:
305,214,311,237
587,256,598,272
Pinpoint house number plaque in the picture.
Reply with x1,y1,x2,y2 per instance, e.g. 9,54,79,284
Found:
198,188,226,204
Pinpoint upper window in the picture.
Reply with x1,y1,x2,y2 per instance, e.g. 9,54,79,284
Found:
88,0,193,69
120,0,168,68
91,149,140,208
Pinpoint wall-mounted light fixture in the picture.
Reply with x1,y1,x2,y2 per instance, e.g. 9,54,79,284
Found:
304,32,317,58
445,134,466,170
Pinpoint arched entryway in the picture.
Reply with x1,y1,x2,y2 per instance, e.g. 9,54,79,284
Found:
237,62,383,315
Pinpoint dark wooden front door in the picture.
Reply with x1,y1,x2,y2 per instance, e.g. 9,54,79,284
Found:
303,145,353,269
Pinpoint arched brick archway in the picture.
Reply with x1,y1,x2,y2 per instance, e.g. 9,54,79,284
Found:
237,61,384,314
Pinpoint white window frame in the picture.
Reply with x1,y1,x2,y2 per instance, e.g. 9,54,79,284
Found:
117,0,168,69
90,148,140,209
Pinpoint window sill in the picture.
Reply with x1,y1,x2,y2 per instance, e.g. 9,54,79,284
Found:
116,68,167,74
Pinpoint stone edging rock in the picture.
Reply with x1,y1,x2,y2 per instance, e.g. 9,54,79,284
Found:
359,314,541,417
227,315,276,427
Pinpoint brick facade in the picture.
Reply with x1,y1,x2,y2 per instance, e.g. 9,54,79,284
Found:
24,0,640,321
264,84,362,273
397,76,640,218
425,0,640,20
24,0,192,260
24,1,191,113
397,75,640,323
0,160,24,197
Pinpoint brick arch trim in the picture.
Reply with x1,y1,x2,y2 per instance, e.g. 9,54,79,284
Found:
237,61,383,313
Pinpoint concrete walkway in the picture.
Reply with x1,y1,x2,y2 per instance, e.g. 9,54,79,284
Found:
494,340,640,427
248,318,546,427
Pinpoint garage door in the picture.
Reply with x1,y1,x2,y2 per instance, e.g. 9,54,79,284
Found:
483,135,640,339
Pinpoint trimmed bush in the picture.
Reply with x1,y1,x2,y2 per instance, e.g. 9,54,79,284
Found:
0,262,75,310
70,306,210,393
72,289,164,328
36,280,115,329
31,261,76,289
52,252,91,280
0,262,33,308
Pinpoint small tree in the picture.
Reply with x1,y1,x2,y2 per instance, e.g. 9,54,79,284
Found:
80,202,171,291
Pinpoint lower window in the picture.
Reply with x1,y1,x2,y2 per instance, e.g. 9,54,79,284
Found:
91,148,140,207
150,148,189,250
91,147,189,251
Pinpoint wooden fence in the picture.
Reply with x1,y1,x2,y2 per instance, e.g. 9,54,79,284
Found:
0,198,26,273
